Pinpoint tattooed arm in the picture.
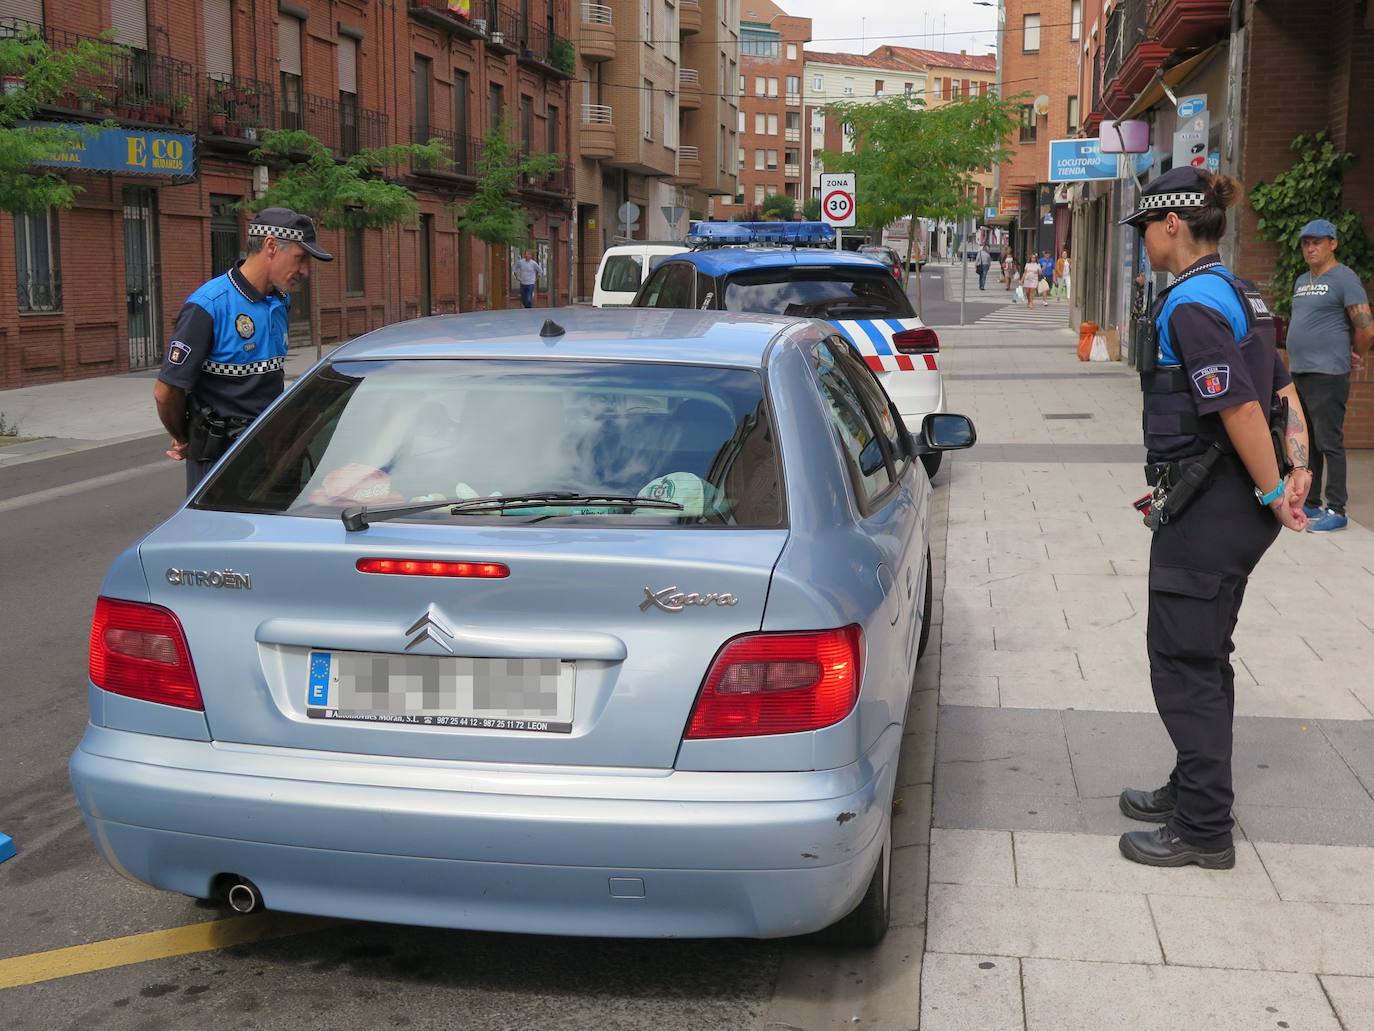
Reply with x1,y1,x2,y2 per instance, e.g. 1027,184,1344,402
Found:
1276,382,1312,507
1349,303,1374,361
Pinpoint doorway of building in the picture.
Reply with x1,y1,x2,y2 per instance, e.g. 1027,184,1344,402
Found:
122,187,162,369
419,214,433,316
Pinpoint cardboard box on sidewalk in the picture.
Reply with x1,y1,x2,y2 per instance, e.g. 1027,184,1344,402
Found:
1103,327,1121,362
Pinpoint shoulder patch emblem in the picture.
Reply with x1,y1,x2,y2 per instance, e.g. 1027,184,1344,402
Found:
235,313,256,339
1192,364,1230,398
167,340,191,366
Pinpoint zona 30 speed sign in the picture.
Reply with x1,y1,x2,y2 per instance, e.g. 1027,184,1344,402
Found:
820,172,856,228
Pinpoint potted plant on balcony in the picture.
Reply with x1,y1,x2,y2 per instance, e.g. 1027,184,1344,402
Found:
147,91,172,123
550,37,574,76
208,98,228,134
171,93,192,123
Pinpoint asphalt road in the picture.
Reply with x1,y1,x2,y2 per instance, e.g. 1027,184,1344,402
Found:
907,260,1012,328
0,436,927,1030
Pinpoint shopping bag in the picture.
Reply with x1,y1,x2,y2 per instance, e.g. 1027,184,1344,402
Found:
1089,334,1110,361
1077,321,1098,361
1015,285,1026,302
1037,278,1050,296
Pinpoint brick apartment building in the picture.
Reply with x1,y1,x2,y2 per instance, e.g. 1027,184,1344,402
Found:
572,0,740,297
0,0,574,389
712,0,809,219
999,0,1082,264
1069,0,1374,443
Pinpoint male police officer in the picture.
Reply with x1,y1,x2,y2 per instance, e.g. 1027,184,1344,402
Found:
154,208,333,493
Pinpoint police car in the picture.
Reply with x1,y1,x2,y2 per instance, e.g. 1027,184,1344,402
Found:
632,222,947,475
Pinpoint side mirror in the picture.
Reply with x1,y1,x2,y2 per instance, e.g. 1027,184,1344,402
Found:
858,436,886,476
921,413,977,451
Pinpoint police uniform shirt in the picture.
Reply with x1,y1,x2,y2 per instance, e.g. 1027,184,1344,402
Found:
1155,256,1291,420
158,262,291,420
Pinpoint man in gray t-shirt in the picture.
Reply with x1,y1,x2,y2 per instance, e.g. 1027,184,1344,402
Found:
1286,219,1374,531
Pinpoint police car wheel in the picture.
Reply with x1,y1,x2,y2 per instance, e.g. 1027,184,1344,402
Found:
921,452,943,479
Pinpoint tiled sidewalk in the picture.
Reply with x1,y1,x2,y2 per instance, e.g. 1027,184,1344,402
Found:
921,327,1374,1030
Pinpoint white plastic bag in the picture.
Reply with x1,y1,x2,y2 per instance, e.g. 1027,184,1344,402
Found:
1014,285,1026,302
1089,334,1109,362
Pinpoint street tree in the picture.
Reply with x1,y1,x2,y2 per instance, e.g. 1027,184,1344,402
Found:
761,193,795,221
0,28,123,213
803,196,822,222
818,92,1020,311
251,129,449,355
451,117,561,301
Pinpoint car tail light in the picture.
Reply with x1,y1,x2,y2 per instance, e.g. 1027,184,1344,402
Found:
891,265,902,279
356,558,510,578
684,626,862,739
891,327,940,354
89,598,203,710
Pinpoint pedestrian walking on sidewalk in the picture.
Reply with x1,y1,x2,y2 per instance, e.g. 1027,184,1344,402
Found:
1002,252,1016,291
1284,218,1374,533
1055,248,1071,301
1117,166,1312,871
515,249,545,308
1021,257,1041,307
154,207,333,494
975,244,991,290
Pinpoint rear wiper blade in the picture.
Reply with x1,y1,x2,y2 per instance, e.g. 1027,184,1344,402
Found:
342,491,682,531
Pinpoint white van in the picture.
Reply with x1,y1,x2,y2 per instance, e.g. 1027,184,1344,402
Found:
592,243,688,307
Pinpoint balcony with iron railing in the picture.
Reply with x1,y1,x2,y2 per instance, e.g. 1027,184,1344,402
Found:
578,2,614,62
679,0,702,35
517,151,571,195
408,0,487,39
784,163,800,179
1101,0,1168,112
484,1,521,53
784,127,800,142
579,103,615,159
679,68,702,110
203,75,275,145
0,18,197,129
518,18,575,79
277,89,387,158
410,126,482,178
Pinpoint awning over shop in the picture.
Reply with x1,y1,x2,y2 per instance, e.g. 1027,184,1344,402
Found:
28,123,197,180
1119,45,1221,121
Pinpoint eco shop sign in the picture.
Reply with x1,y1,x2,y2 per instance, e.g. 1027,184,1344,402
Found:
31,124,197,177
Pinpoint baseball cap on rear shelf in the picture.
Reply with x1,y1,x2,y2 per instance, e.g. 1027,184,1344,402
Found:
248,207,334,261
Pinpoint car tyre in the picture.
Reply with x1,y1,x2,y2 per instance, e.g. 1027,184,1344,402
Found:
819,820,892,948
917,548,934,661
921,452,943,479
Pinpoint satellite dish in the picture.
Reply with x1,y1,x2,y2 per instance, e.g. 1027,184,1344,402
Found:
1033,94,1050,116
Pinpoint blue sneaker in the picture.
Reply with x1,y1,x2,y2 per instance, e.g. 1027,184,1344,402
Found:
1308,509,1348,533
1302,503,1325,520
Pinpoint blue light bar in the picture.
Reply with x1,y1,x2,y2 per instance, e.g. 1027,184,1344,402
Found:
688,221,838,247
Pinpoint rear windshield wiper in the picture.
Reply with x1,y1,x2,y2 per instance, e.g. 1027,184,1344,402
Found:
341,491,683,531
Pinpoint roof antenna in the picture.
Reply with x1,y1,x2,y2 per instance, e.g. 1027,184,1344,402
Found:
539,318,565,338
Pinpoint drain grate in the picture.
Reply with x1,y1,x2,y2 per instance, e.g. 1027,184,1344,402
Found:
1043,413,1094,420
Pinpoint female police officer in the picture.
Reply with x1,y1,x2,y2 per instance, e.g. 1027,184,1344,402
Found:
1116,167,1312,869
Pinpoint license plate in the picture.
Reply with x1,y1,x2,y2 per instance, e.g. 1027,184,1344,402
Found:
306,651,575,733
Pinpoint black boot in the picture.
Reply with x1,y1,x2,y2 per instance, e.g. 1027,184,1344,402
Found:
1119,785,1175,823
1119,826,1235,869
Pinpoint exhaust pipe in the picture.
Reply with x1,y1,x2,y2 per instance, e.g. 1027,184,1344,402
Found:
226,878,262,914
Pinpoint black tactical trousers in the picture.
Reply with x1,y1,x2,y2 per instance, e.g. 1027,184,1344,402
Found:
1147,455,1281,848
1292,372,1350,513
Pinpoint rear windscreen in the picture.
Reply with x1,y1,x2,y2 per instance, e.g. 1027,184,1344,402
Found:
194,360,784,528
722,268,914,320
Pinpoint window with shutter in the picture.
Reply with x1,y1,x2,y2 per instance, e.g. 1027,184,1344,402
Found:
278,13,301,76
0,0,44,29
338,36,357,94
111,0,149,49
204,0,233,79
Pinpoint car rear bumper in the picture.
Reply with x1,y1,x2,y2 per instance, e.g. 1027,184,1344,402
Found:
69,724,899,939
884,374,946,425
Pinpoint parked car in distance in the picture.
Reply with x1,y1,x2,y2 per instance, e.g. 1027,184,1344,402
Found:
632,222,950,476
592,243,688,307
71,307,975,948
858,245,905,280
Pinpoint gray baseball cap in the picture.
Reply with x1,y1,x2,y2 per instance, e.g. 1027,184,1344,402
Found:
248,207,334,261
1298,218,1338,241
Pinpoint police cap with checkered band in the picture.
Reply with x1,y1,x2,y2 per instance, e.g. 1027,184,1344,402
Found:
248,207,334,261
1119,166,1213,228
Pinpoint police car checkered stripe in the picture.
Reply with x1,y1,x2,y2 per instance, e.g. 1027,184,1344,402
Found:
832,318,938,374
202,356,286,376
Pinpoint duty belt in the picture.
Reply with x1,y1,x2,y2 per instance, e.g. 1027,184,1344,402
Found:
1140,444,1228,531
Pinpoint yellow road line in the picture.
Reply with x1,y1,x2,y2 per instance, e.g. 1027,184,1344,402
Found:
0,913,343,991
